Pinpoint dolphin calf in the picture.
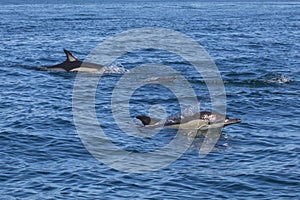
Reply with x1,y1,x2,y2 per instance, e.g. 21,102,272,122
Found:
136,111,241,131
37,49,105,72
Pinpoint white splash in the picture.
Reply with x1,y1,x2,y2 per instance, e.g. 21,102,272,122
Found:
267,74,293,84
104,62,129,74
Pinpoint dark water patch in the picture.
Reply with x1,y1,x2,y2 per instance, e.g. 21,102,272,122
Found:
51,17,106,21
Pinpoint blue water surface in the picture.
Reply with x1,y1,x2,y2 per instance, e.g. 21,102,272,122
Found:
1,1,299,199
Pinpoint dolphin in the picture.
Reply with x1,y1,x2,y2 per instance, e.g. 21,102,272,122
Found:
136,111,241,131
37,49,105,72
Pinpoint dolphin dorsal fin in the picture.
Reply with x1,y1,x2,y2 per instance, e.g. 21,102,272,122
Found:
136,116,151,126
63,49,78,62
136,116,161,126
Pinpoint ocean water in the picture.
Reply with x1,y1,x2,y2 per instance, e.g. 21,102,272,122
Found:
1,1,300,199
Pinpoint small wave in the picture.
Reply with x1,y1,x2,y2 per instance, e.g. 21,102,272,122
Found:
248,73,293,86
263,74,293,84
225,73,293,87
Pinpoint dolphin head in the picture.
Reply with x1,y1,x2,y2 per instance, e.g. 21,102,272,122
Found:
224,117,242,126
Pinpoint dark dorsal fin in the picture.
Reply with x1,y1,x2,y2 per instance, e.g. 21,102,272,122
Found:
136,116,151,126
63,49,78,62
136,116,161,126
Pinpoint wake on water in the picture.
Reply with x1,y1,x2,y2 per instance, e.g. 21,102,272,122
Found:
104,62,129,74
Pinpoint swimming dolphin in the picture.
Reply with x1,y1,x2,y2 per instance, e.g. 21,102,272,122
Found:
136,111,241,131
37,49,105,72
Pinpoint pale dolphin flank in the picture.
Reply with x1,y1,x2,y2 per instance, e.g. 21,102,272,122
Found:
37,49,105,72
136,111,241,130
